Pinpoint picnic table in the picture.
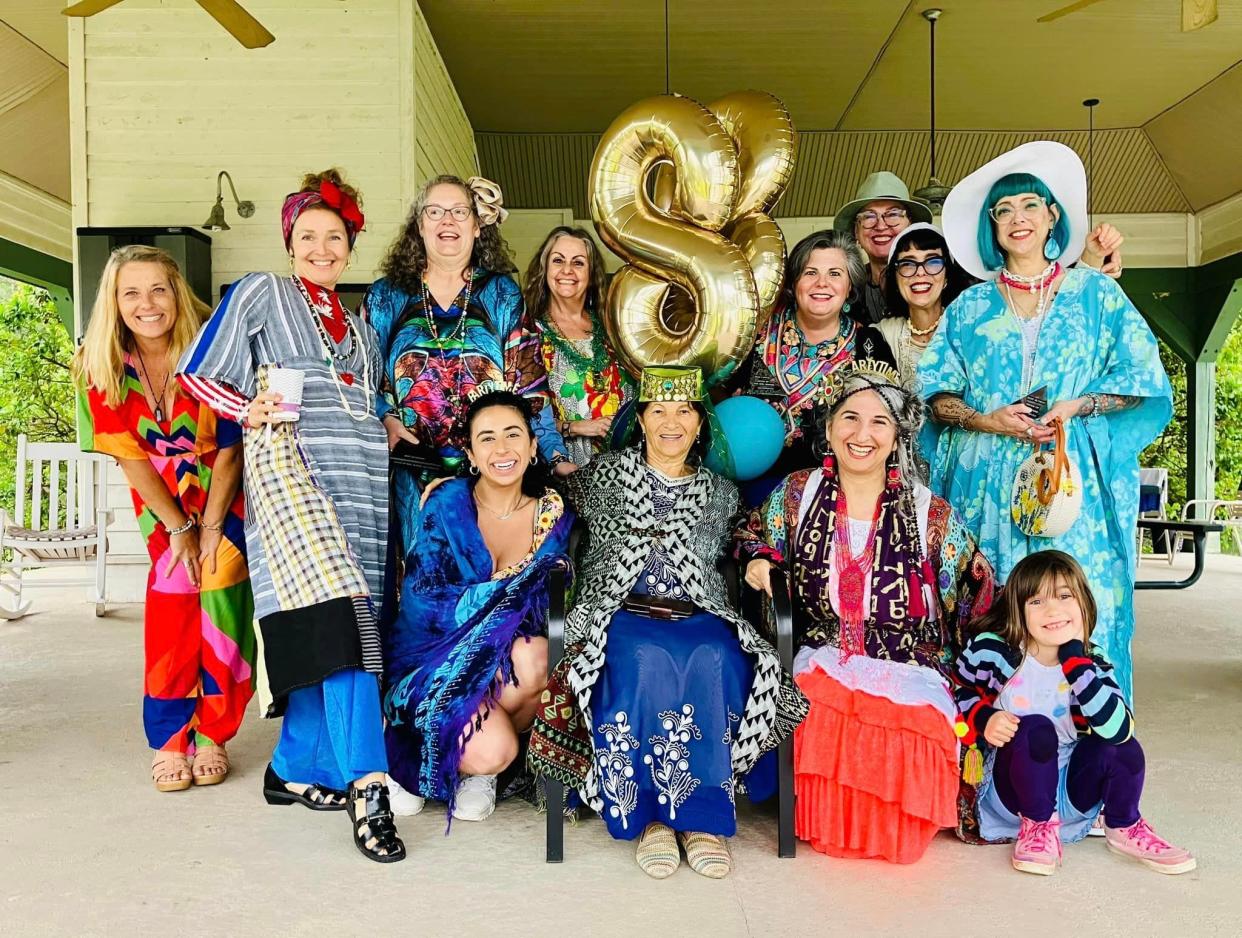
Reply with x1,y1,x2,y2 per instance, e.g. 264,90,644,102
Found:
1135,518,1225,590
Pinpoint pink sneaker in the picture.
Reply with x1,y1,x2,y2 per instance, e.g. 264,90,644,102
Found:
1012,815,1062,875
1104,818,1197,874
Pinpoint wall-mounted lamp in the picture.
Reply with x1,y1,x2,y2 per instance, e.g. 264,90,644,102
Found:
202,170,255,231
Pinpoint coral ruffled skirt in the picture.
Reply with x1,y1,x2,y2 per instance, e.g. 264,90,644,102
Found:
793,646,960,864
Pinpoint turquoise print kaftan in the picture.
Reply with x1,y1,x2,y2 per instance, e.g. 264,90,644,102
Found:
917,268,1171,699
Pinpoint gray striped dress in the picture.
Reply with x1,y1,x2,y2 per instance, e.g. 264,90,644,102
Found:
179,273,388,710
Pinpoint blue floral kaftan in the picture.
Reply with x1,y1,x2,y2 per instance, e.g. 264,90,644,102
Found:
917,268,1171,699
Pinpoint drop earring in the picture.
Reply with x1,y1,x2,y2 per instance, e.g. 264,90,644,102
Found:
1044,235,1061,261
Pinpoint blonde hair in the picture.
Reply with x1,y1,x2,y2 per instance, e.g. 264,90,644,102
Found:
986,550,1097,654
71,245,212,407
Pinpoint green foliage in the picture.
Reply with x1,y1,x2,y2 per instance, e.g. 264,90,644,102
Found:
1141,316,1242,552
0,279,76,519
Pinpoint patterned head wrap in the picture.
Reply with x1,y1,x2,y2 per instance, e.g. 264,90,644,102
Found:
819,359,926,486
466,176,509,227
281,178,365,249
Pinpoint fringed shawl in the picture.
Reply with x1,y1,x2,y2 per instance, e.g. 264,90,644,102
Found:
560,449,808,810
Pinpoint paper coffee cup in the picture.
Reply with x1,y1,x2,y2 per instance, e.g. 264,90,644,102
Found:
266,367,304,422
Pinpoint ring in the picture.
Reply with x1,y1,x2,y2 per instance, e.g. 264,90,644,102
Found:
1026,427,1034,438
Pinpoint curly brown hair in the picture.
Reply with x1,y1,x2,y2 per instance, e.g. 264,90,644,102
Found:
379,174,515,293
521,225,608,321
298,167,362,205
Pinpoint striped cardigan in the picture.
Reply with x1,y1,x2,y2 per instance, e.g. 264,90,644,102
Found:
950,633,1134,842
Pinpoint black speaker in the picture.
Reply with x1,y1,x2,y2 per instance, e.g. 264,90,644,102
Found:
75,226,212,340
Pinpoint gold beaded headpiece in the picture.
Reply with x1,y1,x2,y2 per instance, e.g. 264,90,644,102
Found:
638,366,705,403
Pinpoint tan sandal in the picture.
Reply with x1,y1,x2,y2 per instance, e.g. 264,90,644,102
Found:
192,745,229,786
635,822,680,879
680,831,732,879
151,751,192,792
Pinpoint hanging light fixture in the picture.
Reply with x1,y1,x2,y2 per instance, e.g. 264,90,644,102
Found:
1083,97,1100,221
913,8,952,211
202,170,255,231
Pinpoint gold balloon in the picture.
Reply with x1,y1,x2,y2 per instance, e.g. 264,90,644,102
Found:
710,91,797,330
589,91,797,386
708,91,798,218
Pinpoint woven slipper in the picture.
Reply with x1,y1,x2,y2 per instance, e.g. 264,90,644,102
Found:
636,822,680,879
192,745,229,786
151,751,192,792
680,831,732,879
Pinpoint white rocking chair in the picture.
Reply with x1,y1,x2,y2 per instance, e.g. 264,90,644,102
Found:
0,435,112,619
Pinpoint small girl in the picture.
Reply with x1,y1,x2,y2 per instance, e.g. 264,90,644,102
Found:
953,550,1194,875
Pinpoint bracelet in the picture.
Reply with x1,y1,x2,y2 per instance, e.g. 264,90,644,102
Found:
956,408,977,431
1087,393,1101,418
549,452,570,467
167,517,196,536
200,519,224,532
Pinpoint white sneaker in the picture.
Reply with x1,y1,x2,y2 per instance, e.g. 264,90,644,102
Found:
386,775,425,817
452,774,497,821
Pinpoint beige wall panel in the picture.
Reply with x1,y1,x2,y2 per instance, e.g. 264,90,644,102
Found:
77,1,439,297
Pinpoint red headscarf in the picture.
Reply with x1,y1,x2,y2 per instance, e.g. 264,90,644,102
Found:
281,178,365,248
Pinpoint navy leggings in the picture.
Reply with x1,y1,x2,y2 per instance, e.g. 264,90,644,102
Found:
992,713,1145,828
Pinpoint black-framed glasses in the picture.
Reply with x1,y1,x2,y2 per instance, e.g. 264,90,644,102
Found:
893,256,947,278
989,196,1048,225
422,204,472,222
857,207,909,229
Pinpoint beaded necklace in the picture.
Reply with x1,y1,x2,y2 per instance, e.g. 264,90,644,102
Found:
423,272,475,347
543,305,611,383
832,487,882,663
290,275,372,422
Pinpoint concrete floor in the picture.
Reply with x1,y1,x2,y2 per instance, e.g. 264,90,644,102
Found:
2,554,1240,938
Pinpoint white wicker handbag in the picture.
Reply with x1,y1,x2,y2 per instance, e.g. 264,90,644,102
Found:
1010,418,1082,538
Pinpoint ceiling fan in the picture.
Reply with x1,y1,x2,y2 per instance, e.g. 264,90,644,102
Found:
1038,0,1218,31
62,0,275,49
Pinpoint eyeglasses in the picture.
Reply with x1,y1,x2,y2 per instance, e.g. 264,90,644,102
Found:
989,197,1048,225
856,208,909,230
893,256,947,278
422,204,472,222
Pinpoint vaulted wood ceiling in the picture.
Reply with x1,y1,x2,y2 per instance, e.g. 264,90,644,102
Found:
3,2,1242,220
423,0,1242,214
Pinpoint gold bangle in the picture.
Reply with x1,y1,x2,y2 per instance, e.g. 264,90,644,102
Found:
200,520,224,531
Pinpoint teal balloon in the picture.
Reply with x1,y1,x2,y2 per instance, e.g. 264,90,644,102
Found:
706,395,784,480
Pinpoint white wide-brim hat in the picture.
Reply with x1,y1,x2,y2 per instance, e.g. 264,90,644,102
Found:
941,141,1088,282
886,221,953,264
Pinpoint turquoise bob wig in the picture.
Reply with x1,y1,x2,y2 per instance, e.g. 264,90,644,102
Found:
977,173,1072,272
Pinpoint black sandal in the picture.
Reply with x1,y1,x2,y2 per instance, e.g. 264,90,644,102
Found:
262,762,348,811
348,781,406,864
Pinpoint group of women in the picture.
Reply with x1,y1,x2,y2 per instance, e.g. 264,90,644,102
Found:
72,139,1171,875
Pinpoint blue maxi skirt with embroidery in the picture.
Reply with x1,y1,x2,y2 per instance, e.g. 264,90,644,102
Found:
590,609,775,840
